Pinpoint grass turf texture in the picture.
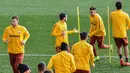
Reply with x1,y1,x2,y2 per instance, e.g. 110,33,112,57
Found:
0,0,130,73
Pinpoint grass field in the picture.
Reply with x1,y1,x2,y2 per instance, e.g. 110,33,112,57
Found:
0,0,130,73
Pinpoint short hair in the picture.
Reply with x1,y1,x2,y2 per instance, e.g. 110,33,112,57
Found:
116,1,122,9
80,32,87,40
61,42,68,51
12,16,19,20
59,13,66,20
90,7,96,10
38,62,46,72
44,70,52,73
18,64,30,73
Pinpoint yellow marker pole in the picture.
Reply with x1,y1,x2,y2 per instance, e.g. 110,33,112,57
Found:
77,6,81,41
107,6,111,63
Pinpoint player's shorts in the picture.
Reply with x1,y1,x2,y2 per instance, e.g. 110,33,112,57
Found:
9,53,24,73
74,69,90,73
114,37,129,48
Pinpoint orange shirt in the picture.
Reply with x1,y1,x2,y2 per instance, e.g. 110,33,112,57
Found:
89,13,106,37
110,9,130,38
51,20,76,47
72,40,94,71
47,51,76,73
2,25,30,54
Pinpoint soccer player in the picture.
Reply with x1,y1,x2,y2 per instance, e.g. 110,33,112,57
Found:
47,42,76,73
2,16,30,73
89,7,110,61
72,32,95,73
38,62,46,73
51,13,78,53
110,1,130,66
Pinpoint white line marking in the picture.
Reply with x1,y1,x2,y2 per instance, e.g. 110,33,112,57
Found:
0,54,53,57
0,54,129,58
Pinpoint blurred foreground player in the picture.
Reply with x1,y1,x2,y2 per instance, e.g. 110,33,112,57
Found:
72,32,95,73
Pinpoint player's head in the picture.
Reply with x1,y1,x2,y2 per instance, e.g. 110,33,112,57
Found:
11,16,19,27
61,42,68,51
80,32,88,40
38,62,46,72
44,70,52,73
18,64,31,73
59,13,67,22
89,7,96,17
116,1,122,10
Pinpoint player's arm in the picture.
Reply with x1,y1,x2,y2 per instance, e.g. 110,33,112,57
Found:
89,45,95,67
23,27,30,43
2,28,9,43
89,17,101,37
51,24,62,36
67,28,78,34
70,55,76,72
47,56,54,72
126,14,130,30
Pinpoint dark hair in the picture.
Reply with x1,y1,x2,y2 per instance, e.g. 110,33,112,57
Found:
80,32,87,40
61,42,68,51
38,62,46,72
12,16,19,20
18,64,30,73
90,7,96,10
44,70,52,73
59,13,66,20
116,1,122,9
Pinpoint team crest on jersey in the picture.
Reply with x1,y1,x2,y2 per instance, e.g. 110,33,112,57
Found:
91,20,96,25
18,31,20,34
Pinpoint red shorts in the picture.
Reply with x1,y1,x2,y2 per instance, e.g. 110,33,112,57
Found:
90,35,104,48
114,37,129,48
74,69,90,73
9,53,24,73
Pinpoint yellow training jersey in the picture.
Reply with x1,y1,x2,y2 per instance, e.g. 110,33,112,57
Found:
89,13,106,37
2,25,30,54
51,20,76,47
72,40,94,71
110,10,130,38
47,51,76,73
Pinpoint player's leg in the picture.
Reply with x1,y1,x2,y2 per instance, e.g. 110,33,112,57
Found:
56,46,61,53
16,53,24,73
122,37,130,66
114,38,125,66
9,53,17,73
90,36,99,61
97,36,110,49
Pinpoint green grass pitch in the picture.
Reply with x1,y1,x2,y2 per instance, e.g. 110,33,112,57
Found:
0,0,130,73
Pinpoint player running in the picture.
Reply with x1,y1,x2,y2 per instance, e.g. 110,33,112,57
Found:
89,7,110,61
111,1,130,66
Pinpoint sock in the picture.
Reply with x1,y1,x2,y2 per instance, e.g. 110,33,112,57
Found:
119,54,122,59
126,58,128,62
